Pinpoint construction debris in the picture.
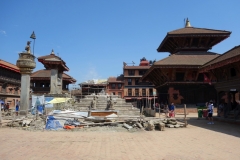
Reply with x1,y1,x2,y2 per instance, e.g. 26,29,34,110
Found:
0,108,187,132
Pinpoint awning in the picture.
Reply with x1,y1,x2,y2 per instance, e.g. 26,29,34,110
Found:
137,98,142,100
125,98,132,100
47,98,72,104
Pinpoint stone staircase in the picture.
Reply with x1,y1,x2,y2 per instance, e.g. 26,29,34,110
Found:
74,94,140,116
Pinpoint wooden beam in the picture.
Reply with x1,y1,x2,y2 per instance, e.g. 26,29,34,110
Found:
197,37,202,47
184,70,188,81
148,73,159,86
154,69,165,82
168,38,178,48
152,69,164,84
205,37,211,47
148,69,158,84
164,43,174,53
208,37,222,48
161,69,170,81
194,72,199,81
171,69,176,81
189,37,193,47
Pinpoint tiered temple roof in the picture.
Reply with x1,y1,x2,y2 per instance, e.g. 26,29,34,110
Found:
31,69,76,83
38,50,69,71
157,19,231,54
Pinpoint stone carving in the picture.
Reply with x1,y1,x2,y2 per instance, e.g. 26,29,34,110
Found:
91,96,97,110
16,52,36,74
108,96,115,110
25,41,31,54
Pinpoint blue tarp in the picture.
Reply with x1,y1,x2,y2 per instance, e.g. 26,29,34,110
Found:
45,115,63,130
31,105,44,115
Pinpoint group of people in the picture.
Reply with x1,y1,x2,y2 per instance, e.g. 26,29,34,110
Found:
0,100,20,116
1,103,10,112
155,102,175,118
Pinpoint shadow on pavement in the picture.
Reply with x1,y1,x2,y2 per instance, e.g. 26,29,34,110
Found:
185,115,240,138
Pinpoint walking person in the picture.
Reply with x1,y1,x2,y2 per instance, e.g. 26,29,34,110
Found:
16,99,20,116
169,103,175,118
207,100,214,124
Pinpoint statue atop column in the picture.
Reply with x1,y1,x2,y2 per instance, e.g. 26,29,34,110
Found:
16,40,36,115
25,41,31,54
91,96,97,110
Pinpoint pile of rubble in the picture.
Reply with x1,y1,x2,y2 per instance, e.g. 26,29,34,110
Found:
0,109,187,132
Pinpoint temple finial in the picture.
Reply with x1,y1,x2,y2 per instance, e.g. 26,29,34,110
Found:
185,18,191,28
51,49,55,55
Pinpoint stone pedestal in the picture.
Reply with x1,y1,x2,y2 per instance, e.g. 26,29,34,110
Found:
16,50,36,115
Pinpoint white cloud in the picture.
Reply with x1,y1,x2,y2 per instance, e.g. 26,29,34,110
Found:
82,64,101,82
0,30,6,35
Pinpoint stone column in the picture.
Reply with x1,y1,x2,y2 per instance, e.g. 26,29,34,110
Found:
16,42,36,115
20,74,30,114
50,69,63,94
50,69,58,94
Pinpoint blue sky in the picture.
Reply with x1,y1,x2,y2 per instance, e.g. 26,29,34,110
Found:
1,1,240,89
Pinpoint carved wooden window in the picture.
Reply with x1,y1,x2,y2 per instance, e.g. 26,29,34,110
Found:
139,70,147,75
118,84,122,89
128,79,132,85
128,70,135,76
135,79,139,85
111,83,115,89
149,88,153,96
135,89,139,96
142,89,146,96
175,72,185,81
230,68,236,77
128,89,132,96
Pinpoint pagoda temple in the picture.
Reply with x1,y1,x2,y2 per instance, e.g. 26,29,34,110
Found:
32,50,76,96
142,19,231,105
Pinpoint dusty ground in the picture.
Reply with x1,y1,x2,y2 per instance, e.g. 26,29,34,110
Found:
0,113,240,160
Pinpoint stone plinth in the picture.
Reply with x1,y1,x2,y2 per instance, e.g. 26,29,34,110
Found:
16,51,36,115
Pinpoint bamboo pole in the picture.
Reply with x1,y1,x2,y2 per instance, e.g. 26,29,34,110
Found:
184,104,187,127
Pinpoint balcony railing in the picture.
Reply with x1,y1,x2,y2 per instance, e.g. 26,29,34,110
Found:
0,91,20,96
32,87,50,92
0,76,21,84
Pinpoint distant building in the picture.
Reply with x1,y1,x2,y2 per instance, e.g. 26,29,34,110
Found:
0,59,21,109
123,57,157,108
106,75,124,98
79,79,108,96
